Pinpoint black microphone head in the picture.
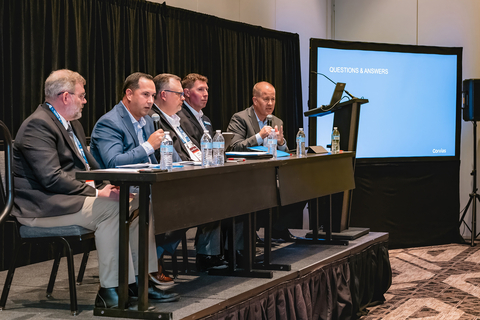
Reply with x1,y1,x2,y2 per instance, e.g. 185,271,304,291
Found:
151,113,160,130
266,114,273,126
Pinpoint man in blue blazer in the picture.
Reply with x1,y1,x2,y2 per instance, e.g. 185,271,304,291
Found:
90,74,181,168
90,72,183,289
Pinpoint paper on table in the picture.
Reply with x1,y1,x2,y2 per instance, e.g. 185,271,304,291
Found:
248,146,290,157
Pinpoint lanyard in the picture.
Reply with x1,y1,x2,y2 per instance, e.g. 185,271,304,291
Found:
176,126,202,161
48,104,90,170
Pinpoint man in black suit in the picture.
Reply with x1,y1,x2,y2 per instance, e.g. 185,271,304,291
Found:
149,73,199,162
178,73,214,148
150,73,228,271
12,69,178,308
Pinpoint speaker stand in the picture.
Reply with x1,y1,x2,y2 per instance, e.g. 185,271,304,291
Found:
459,121,480,246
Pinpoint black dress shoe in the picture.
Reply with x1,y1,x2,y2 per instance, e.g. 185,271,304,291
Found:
196,254,228,272
224,250,245,268
271,228,297,242
95,287,121,308
128,283,179,303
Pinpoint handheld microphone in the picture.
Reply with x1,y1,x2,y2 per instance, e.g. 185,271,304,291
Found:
311,71,357,99
151,113,161,131
266,114,273,127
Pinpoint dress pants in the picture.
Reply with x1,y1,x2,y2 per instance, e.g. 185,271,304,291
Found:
196,221,222,255
17,195,158,288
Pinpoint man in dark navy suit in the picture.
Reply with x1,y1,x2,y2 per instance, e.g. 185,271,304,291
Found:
177,73,214,148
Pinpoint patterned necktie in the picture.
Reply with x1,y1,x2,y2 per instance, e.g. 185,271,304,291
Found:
67,123,90,170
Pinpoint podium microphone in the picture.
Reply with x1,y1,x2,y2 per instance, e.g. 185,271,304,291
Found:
151,113,161,131
266,114,273,127
311,71,357,99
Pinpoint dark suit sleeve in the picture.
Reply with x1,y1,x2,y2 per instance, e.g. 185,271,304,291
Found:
227,113,259,151
17,117,96,196
91,117,149,168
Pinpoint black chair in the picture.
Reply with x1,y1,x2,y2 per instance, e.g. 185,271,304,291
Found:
0,120,94,316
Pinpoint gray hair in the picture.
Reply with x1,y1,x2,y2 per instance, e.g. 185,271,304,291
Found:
45,69,86,99
153,73,181,94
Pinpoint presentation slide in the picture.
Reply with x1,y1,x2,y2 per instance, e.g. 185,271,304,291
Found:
314,47,458,159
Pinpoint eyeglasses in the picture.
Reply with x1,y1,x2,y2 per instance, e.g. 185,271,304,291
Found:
57,91,87,99
164,89,184,97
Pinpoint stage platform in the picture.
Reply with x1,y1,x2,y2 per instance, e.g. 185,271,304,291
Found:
0,229,391,320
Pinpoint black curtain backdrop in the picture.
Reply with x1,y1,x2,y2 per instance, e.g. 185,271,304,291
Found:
350,161,462,249
0,0,302,270
0,0,303,142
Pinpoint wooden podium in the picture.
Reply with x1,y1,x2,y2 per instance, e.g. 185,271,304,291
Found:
305,98,369,234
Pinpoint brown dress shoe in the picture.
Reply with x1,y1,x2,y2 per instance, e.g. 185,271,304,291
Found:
149,264,174,286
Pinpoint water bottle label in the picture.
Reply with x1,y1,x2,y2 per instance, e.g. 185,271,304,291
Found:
213,142,224,149
161,145,173,153
201,142,212,149
296,137,305,143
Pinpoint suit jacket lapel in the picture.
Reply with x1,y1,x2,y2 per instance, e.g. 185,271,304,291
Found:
42,103,87,168
201,115,214,137
183,104,204,135
159,111,190,156
116,103,140,146
248,106,261,134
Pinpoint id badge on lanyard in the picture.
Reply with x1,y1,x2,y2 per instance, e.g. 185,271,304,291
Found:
177,126,202,161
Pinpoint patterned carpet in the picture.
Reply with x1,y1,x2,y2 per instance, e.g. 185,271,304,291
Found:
361,242,480,320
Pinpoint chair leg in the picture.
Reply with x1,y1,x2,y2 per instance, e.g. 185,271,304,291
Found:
76,250,90,285
0,242,22,310
172,250,178,278
61,238,78,316
181,234,188,274
46,242,62,298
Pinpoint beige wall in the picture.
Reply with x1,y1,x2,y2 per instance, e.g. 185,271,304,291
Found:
149,0,480,235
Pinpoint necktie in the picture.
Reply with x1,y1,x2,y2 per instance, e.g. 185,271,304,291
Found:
67,123,90,170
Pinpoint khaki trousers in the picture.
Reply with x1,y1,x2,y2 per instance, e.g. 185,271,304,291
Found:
17,195,158,288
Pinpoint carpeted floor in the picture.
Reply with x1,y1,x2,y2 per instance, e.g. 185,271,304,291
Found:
361,242,480,320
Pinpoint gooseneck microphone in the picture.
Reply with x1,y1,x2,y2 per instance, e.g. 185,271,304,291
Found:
151,113,161,131
311,71,357,99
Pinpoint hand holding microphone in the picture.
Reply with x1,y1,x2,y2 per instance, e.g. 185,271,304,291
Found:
148,113,164,149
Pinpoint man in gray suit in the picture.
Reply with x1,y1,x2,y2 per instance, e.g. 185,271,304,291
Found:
12,69,177,308
227,81,301,242
227,81,288,152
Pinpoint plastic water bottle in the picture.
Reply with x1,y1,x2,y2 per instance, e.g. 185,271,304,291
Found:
212,130,225,166
201,130,213,167
296,128,306,158
263,115,274,147
331,127,340,154
267,128,277,159
160,131,173,171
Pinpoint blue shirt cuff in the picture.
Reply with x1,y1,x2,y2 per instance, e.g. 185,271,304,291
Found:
142,141,154,156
